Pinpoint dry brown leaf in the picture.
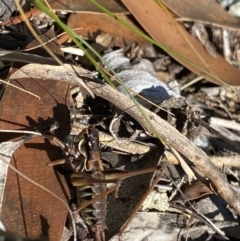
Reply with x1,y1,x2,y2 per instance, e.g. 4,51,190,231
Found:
1,7,41,26
26,26,64,57
162,0,240,30
122,0,240,85
58,13,149,46
0,77,70,241
0,135,38,210
0,28,70,240
172,180,213,202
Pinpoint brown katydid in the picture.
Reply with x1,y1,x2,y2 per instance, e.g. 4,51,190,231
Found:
43,125,162,241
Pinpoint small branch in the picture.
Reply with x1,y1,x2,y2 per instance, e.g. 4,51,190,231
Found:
86,80,240,214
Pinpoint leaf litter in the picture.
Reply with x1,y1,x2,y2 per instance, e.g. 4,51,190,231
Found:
0,0,240,241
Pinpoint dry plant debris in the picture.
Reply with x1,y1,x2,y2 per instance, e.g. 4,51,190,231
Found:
162,0,240,29
58,13,149,47
0,0,239,241
0,78,70,241
122,0,240,85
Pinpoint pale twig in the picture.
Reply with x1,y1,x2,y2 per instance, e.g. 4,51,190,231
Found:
170,203,228,240
180,75,204,91
165,150,240,169
23,28,83,52
0,130,42,135
168,145,196,181
0,79,40,99
210,117,240,132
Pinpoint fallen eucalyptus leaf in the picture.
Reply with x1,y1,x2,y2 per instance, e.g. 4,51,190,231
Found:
0,135,37,208
122,0,240,85
162,0,240,30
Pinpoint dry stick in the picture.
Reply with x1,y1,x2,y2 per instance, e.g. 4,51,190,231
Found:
165,150,240,169
170,203,228,240
85,81,240,215
10,64,240,214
